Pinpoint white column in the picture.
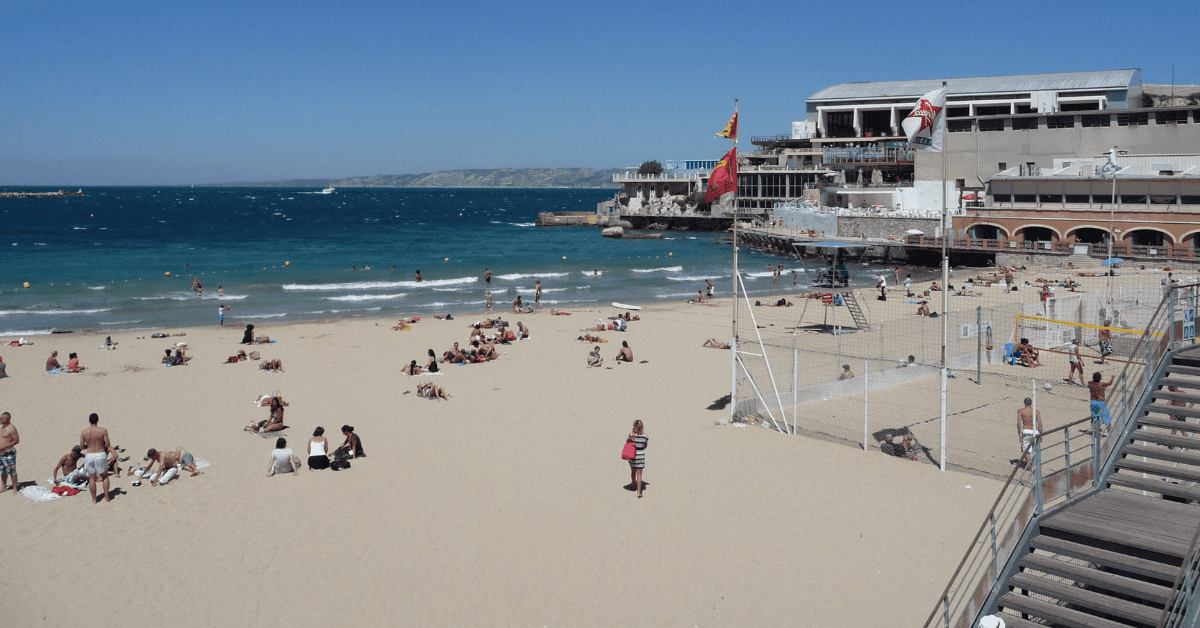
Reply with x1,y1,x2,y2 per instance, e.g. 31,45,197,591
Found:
890,107,898,136
853,108,862,137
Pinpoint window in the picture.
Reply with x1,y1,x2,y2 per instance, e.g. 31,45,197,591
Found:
1013,194,1036,203
1120,195,1146,205
976,105,1009,116
979,118,1005,132
1012,117,1039,130
997,162,1007,171
1183,196,1200,205
948,119,972,133
946,106,970,118
1065,194,1090,204
1046,115,1074,129
1040,194,1063,204
1157,110,1188,124
1117,112,1149,126
993,194,1012,203
1082,114,1111,127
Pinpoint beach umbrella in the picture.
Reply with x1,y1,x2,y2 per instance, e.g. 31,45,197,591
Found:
1101,257,1124,266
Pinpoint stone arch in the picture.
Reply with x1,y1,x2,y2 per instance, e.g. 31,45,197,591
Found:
1180,229,1200,248
1065,225,1113,245
967,223,1008,239
1124,227,1175,246
1015,224,1062,241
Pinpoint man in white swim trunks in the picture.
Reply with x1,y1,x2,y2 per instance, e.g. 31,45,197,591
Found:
142,447,203,486
80,412,113,503
1017,397,1043,469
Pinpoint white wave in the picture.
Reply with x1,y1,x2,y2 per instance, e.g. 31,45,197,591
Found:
666,275,723,282
0,329,53,337
632,266,683,273
496,272,568,281
241,313,287,319
34,243,47,246
656,292,697,298
210,294,248,300
539,287,569,293
432,287,467,292
283,276,476,291
744,271,775,278
99,320,143,325
574,285,591,290
73,227,87,230
88,286,107,290
510,222,536,227
0,308,112,316
323,293,407,302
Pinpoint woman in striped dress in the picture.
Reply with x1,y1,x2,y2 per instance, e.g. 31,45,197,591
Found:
627,420,648,498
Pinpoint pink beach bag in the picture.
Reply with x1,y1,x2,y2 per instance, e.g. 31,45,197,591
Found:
621,441,636,460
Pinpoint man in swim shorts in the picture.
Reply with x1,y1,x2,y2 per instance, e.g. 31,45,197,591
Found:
143,448,203,486
80,412,112,503
0,412,19,496
1017,397,1043,468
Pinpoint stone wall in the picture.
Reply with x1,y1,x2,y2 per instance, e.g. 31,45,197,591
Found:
837,216,942,240
774,207,837,235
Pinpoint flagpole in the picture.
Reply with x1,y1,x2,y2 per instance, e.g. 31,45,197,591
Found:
730,99,740,424
939,81,949,472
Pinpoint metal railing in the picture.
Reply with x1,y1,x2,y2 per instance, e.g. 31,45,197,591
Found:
823,146,914,164
611,172,702,181
1159,518,1200,628
750,133,815,143
924,282,1200,628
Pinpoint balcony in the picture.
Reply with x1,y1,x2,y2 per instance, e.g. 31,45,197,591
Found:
823,146,914,165
612,172,703,181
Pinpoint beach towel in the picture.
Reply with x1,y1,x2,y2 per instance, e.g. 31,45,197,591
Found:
194,459,210,469
45,369,63,374
21,486,63,502
410,371,444,377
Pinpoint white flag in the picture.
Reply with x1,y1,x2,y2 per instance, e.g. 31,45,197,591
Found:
902,87,947,152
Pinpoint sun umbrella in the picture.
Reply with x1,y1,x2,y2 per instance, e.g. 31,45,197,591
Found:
1101,257,1124,266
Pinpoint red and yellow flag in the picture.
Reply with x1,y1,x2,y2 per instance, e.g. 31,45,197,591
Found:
715,110,738,140
705,148,737,203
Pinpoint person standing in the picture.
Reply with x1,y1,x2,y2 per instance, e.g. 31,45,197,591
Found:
1066,339,1084,384
485,291,493,311
876,275,887,301
706,279,715,299
1097,324,1113,365
626,420,648,498
218,286,224,297
1017,398,1043,468
0,412,19,496
534,280,542,309
218,303,225,326
1089,372,1115,430
415,269,422,282
485,268,491,286
79,413,112,503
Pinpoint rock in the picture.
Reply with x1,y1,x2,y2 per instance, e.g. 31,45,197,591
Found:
602,227,624,238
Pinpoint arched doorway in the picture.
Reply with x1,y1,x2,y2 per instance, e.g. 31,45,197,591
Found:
1071,227,1109,245
1021,226,1055,242
1126,229,1169,247
968,224,1003,239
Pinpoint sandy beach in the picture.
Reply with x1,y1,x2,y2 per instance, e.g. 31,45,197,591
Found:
0,292,1015,627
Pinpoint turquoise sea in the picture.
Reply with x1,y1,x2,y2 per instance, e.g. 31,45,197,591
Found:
1,187,839,336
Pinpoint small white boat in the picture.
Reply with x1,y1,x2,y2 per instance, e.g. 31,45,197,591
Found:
612,302,641,310
317,186,336,195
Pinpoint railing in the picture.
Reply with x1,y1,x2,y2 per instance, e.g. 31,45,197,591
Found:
750,134,814,143
612,172,702,181
823,146,914,164
1159,517,1200,628
922,414,1099,628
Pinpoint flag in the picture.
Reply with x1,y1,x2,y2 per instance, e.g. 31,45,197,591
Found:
705,148,737,203
902,87,946,152
715,110,738,140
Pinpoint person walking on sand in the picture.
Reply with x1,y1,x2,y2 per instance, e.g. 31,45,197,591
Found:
0,412,19,496
1066,338,1084,384
627,420,648,498
1017,397,1043,468
80,413,112,503
1097,324,1113,365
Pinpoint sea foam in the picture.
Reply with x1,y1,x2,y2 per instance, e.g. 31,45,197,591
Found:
324,293,407,302
632,266,683,273
283,276,476,291
0,308,113,316
495,272,568,281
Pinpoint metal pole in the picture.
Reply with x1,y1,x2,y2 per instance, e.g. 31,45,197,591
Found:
1108,146,1117,307
1033,379,1044,514
976,306,982,384
940,81,950,472
793,346,799,435
863,358,869,453
729,99,740,424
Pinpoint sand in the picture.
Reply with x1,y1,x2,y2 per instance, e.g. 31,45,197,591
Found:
1,296,1010,627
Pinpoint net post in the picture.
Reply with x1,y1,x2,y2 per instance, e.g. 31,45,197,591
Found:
863,358,869,453
976,306,982,385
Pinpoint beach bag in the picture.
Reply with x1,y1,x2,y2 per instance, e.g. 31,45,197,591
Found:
330,459,351,471
621,441,636,460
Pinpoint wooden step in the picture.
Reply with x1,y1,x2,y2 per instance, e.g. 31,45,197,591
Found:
1040,491,1198,559
1019,552,1173,604
992,613,1050,628
1138,414,1200,433
1128,430,1200,451
1029,535,1179,581
1123,443,1200,467
997,591,1136,628
1107,473,1200,503
1143,402,1200,421
1009,572,1163,625
1166,364,1200,377
1157,376,1200,390
1151,389,1200,405
1116,458,1200,485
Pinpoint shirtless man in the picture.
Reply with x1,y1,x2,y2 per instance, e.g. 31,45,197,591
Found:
80,413,112,503
512,295,523,313
485,291,493,312
0,412,19,496
441,342,465,363
703,339,730,349
916,302,930,316
615,341,633,363
517,321,529,339
534,280,542,309
416,381,448,401
1018,337,1042,368
706,279,714,299
1066,338,1084,384
143,448,203,486
1017,397,1044,468
415,269,422,282
52,445,84,484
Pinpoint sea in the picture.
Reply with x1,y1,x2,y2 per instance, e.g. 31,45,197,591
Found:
0,187,877,337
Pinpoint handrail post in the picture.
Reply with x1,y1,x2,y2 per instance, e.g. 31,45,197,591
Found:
942,595,950,628
1034,436,1044,516
1092,421,1101,489
990,512,999,583
1065,428,1073,498
1170,288,1177,352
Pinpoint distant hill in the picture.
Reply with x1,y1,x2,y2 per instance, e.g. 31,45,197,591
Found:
212,168,624,189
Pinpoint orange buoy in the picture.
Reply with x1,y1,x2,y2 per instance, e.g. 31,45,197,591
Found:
284,261,290,267
23,281,30,288
165,271,171,277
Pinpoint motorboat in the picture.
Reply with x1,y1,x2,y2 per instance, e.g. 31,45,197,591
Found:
317,186,335,194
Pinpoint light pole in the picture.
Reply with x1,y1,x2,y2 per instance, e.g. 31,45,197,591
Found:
1105,146,1119,304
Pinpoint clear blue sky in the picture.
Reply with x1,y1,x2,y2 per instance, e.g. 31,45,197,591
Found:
3,0,1196,185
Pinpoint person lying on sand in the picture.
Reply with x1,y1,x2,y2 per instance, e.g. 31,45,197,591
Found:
584,322,607,332
416,381,448,400
142,448,203,486
259,359,283,372
608,312,639,321
401,360,424,376
578,334,603,343
255,394,287,407
433,314,454,320
954,288,981,297
615,341,633,363
703,339,730,349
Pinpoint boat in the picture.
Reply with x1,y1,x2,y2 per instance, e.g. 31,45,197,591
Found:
612,302,642,310
317,186,336,195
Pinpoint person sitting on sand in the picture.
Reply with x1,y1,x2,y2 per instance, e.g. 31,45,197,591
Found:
478,342,498,360
52,445,85,484
517,321,529,339
102,336,118,350
703,339,730,350
161,349,175,365
259,358,283,372
142,447,203,486
46,351,61,371
1017,337,1041,368
401,360,424,376
416,381,448,400
241,324,255,344
333,425,364,460
579,334,603,343
268,438,300,477
512,295,523,313
916,302,931,316
838,364,854,380
248,397,286,433
307,427,331,470
441,342,465,364
587,346,603,368
615,341,633,363
469,325,484,343
424,349,439,373
66,352,86,373
173,348,191,365
929,282,942,291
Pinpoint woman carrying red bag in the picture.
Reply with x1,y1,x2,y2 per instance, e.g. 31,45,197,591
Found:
626,420,648,498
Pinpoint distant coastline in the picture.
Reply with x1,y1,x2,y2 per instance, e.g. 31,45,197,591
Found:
207,167,624,189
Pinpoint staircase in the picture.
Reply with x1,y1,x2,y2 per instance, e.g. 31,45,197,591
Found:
841,291,871,331
988,346,1200,628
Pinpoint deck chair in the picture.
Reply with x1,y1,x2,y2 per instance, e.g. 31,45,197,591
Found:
1004,342,1025,366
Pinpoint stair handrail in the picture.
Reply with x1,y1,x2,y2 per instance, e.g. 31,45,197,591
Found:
920,415,1093,628
1158,516,1200,628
